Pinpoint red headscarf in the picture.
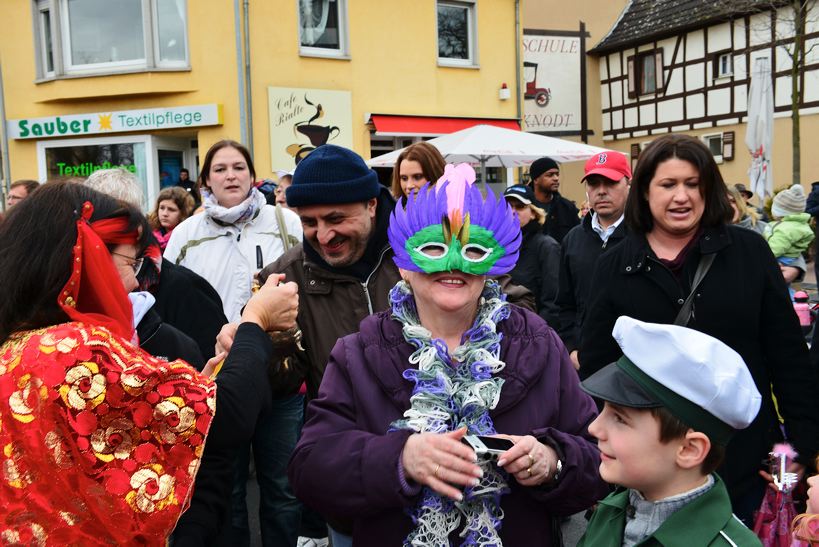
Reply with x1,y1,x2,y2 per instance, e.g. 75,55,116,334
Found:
57,201,138,342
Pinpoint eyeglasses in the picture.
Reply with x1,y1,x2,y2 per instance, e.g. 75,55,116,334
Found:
111,252,144,275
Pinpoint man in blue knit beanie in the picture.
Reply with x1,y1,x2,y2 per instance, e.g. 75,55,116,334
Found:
258,144,395,547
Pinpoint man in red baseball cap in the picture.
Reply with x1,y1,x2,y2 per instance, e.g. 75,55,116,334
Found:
555,151,631,370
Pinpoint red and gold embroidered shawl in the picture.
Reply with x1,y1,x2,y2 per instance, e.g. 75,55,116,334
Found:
0,322,216,545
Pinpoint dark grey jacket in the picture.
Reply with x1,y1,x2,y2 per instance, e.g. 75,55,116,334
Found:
554,213,627,353
510,222,561,327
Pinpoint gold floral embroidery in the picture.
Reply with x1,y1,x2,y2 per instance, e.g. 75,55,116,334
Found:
44,431,74,469
9,373,46,423
90,416,137,462
59,362,106,410
153,397,196,444
126,465,176,513
3,442,31,489
39,333,80,355
0,323,216,542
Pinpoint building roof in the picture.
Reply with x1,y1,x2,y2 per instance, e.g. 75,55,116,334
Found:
589,0,775,54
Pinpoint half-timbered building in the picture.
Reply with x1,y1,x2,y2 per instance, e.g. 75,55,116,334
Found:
589,0,819,184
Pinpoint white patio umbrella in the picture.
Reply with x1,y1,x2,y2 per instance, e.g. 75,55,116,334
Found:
367,124,610,184
745,56,774,199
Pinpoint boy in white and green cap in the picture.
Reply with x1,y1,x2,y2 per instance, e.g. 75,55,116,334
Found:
578,316,763,547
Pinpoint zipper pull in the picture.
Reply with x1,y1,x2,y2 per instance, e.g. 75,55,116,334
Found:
256,245,263,269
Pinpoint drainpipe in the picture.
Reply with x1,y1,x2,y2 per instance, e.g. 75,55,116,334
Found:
514,0,522,185
0,62,10,210
233,0,248,146
243,0,254,157
514,0,522,124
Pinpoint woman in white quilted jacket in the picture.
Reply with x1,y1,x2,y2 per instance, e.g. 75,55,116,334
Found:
164,139,305,546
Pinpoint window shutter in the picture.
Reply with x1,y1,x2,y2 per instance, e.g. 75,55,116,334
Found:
654,48,664,93
723,131,735,161
627,55,636,99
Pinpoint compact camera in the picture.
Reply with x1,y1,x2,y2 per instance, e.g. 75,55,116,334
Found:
461,435,514,462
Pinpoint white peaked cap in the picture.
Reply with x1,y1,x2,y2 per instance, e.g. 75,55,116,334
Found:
613,316,762,430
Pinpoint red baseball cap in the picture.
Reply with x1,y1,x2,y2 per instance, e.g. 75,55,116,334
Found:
582,151,632,183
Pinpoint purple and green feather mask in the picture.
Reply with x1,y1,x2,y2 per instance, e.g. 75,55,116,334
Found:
388,163,521,276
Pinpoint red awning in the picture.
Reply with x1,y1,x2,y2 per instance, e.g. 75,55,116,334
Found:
369,114,520,136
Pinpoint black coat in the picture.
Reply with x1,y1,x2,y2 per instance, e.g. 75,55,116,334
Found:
555,214,628,353
509,222,561,326
137,308,205,370
579,224,819,506
539,191,580,243
153,259,227,361
172,324,275,545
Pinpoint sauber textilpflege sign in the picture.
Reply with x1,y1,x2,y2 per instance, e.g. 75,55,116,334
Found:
8,104,223,139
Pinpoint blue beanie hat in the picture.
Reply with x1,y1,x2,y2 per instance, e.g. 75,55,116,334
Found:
286,144,381,207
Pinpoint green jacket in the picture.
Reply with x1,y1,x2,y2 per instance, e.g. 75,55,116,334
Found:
764,212,814,258
578,475,761,547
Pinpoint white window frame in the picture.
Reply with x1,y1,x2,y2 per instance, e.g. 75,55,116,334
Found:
701,133,724,164
297,0,349,59
436,0,478,68
36,0,56,77
37,134,156,209
716,52,733,78
33,0,189,79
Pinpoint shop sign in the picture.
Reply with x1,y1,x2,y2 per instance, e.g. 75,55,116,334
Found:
8,104,223,140
268,87,353,170
522,29,585,136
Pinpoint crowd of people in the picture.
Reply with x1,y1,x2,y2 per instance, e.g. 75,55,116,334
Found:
0,133,818,546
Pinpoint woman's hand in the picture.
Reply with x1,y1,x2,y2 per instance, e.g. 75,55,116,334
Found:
495,434,559,487
202,351,227,378
215,323,238,354
241,274,299,332
401,428,483,501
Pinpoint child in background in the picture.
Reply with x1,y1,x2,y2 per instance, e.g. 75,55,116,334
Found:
792,464,818,544
148,186,194,250
577,316,762,547
764,184,814,270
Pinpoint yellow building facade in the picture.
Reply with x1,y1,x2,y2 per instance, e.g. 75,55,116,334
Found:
0,0,519,209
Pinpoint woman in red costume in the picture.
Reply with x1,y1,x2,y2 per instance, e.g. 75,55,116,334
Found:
0,182,298,545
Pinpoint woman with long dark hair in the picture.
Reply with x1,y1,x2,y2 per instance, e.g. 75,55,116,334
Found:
0,182,298,543
579,134,819,524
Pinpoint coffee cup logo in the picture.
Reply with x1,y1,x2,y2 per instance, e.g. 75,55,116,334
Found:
285,95,342,164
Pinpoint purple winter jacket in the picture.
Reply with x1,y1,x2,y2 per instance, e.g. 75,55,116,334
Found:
288,305,608,546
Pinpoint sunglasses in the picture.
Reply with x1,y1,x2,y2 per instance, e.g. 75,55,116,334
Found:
111,252,144,275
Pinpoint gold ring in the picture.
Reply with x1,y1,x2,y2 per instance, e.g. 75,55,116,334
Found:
527,467,533,477
434,464,441,479
528,453,534,467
